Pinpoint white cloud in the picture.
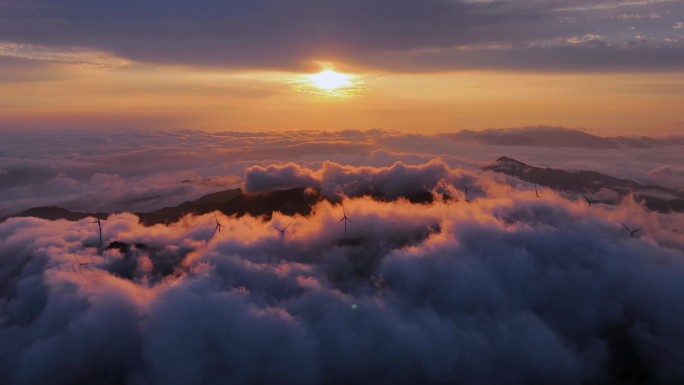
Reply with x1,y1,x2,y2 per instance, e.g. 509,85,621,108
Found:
1,128,683,216
1,168,683,383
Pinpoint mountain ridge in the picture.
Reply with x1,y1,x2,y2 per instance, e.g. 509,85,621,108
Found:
485,156,684,212
4,157,683,224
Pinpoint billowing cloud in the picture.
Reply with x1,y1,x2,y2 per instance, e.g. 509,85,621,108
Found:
1,128,683,217
243,159,472,201
1,165,684,384
648,165,684,189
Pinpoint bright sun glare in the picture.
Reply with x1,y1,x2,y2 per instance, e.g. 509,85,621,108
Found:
308,70,352,90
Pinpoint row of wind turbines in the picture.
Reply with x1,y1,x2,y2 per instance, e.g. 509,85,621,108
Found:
211,205,353,241
545,185,642,238
86,182,644,258
460,182,641,238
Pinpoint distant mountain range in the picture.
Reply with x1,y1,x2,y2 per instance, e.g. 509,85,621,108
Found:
136,187,322,225
0,187,322,226
0,185,434,226
447,126,684,149
0,206,109,222
484,156,684,212
3,157,682,225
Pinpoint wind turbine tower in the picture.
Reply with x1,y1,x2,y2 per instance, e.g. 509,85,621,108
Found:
213,215,225,238
339,205,353,238
90,215,105,249
273,223,289,239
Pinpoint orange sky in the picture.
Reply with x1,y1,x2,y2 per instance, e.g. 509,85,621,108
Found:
2,0,683,135
2,57,683,135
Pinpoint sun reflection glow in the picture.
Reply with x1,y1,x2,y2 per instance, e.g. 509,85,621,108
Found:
309,70,352,90
294,69,364,98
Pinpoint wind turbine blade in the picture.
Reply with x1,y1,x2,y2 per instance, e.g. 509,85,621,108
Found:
621,223,630,231
346,217,353,223
339,217,345,223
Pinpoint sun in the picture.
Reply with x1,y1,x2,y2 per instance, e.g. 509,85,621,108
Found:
294,67,363,97
308,70,352,90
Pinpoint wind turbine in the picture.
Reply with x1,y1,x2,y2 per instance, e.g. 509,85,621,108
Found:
213,215,225,238
273,223,290,239
90,215,105,249
582,194,602,207
621,223,643,237
73,256,93,269
535,184,541,199
339,205,352,238
463,185,477,203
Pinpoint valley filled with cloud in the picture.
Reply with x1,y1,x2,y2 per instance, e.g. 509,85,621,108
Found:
1,128,684,384
2,127,684,216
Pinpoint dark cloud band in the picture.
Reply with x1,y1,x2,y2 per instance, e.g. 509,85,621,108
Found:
1,0,682,71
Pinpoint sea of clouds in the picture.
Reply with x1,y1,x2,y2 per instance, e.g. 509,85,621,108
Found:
1,128,684,384
1,127,683,216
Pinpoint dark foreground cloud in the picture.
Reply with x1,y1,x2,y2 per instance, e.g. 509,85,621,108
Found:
1,166,684,384
1,0,683,71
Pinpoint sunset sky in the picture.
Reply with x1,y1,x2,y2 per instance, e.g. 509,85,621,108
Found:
2,0,683,134
3,3,684,384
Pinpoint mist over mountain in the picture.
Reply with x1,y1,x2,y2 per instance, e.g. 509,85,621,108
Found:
485,156,684,212
611,135,684,148
2,128,684,217
1,129,684,384
5,154,684,229
2,157,684,384
447,126,684,150
448,126,621,148
3,0,684,381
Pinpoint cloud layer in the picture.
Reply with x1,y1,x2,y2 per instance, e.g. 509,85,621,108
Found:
1,0,683,71
1,163,684,384
243,159,473,201
2,128,683,217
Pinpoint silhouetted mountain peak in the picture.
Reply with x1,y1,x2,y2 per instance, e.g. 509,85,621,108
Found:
485,157,684,212
495,156,528,165
491,156,535,174
449,126,620,148
0,206,105,222
1,183,442,226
